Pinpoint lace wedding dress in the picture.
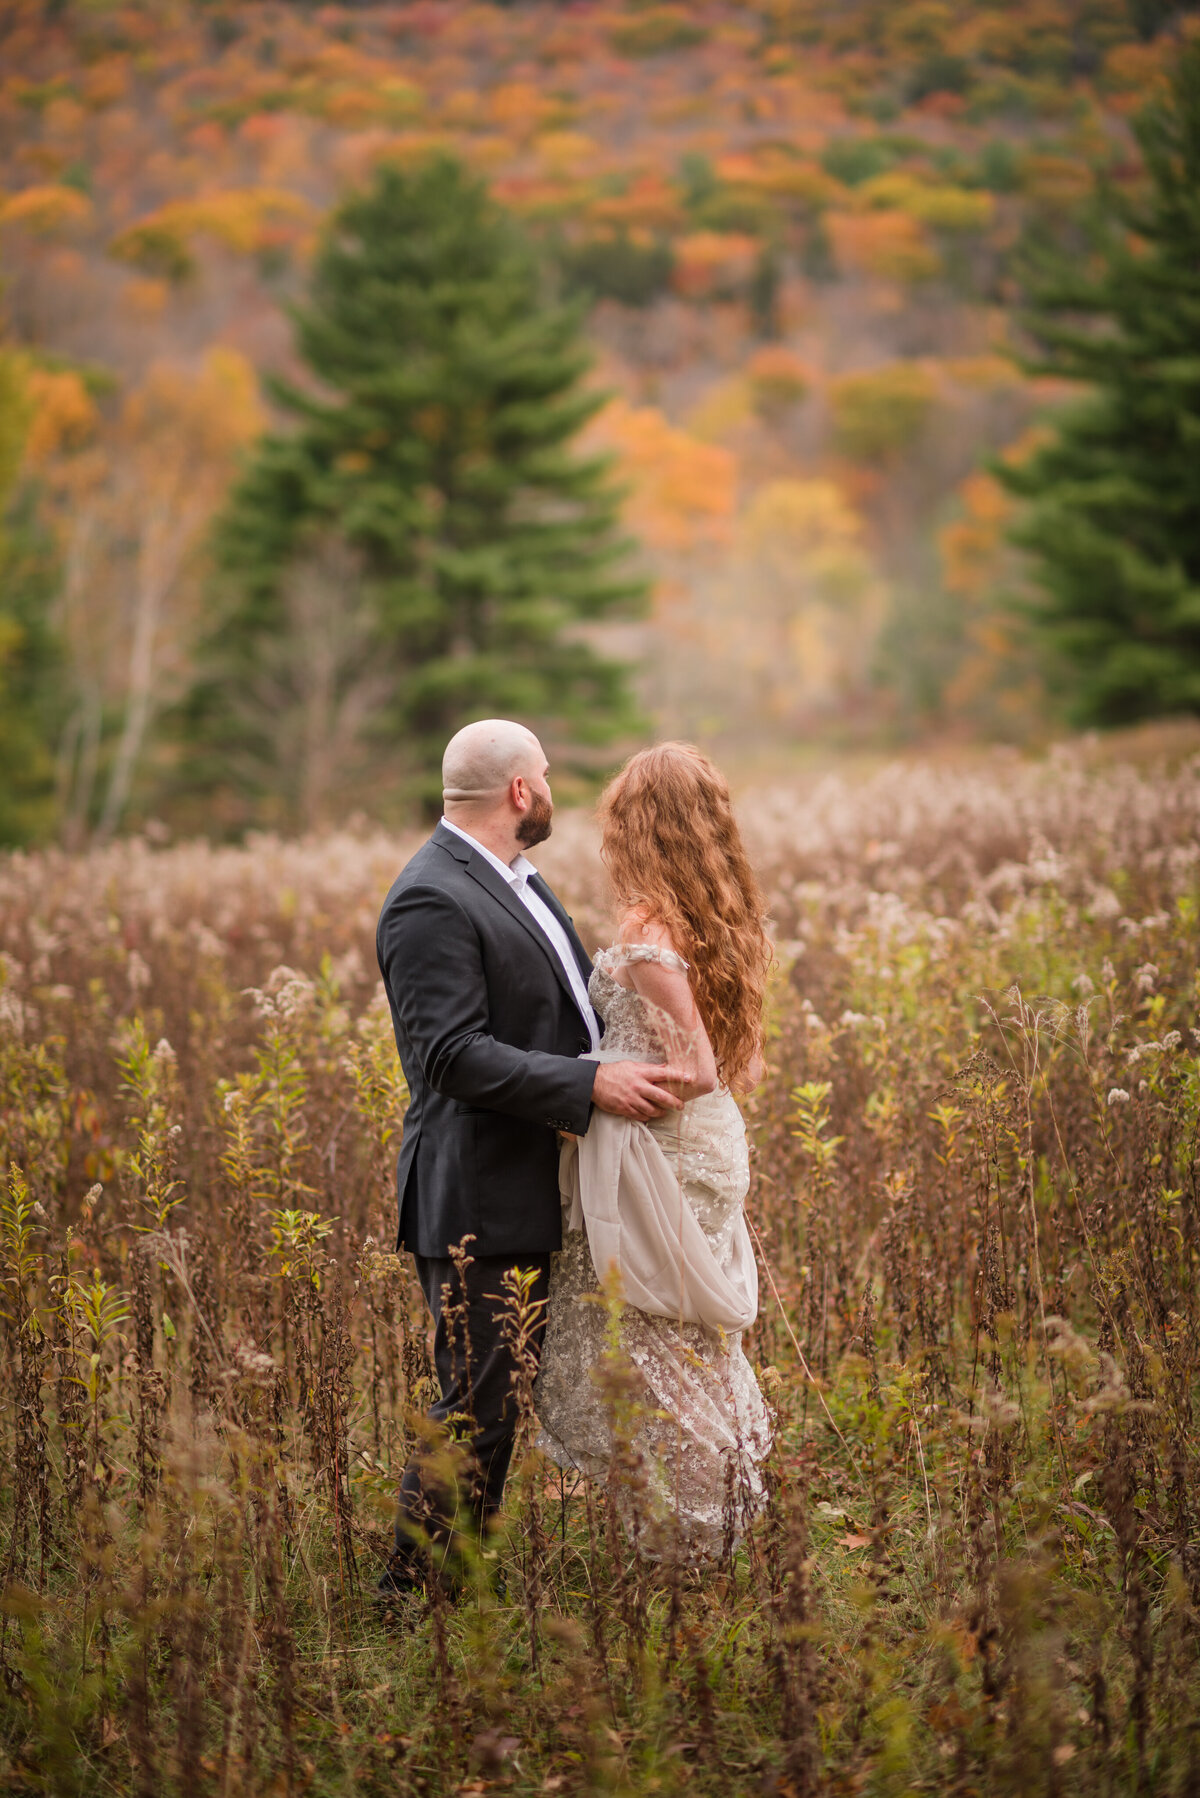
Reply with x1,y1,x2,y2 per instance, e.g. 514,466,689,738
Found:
535,944,771,1557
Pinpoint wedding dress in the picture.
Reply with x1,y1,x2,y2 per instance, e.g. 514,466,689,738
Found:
535,943,771,1556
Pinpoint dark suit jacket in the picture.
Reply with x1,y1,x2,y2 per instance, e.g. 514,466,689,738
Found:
376,822,599,1258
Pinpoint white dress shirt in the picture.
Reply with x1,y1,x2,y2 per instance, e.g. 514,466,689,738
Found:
440,816,602,1052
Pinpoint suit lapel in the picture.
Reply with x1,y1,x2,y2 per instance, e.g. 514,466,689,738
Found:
529,872,593,982
433,824,584,1013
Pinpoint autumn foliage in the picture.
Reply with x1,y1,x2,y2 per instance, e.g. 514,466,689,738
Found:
0,0,1192,842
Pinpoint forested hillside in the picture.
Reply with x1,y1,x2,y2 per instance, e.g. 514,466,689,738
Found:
0,0,1193,835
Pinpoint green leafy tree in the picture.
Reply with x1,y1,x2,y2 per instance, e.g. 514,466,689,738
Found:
557,230,674,309
998,42,1200,725
0,353,63,847
184,156,643,827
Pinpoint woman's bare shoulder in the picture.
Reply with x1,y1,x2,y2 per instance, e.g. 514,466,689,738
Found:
612,907,690,974
616,907,679,953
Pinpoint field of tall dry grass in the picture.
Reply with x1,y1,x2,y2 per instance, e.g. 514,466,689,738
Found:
2,737,1200,1795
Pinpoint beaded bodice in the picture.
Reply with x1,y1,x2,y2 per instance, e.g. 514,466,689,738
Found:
588,942,689,1063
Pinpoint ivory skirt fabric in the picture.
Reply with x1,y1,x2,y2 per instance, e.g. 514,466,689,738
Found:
534,949,771,1556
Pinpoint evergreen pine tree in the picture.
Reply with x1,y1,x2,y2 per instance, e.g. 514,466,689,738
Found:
184,156,643,827
997,41,1200,726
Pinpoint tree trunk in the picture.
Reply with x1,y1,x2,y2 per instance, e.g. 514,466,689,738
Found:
95,491,194,843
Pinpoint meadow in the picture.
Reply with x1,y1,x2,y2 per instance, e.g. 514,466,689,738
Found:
2,735,1200,1795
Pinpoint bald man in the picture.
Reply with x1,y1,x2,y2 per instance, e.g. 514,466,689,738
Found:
375,719,682,1597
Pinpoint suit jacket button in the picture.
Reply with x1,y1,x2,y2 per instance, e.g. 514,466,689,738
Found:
577,1038,589,1053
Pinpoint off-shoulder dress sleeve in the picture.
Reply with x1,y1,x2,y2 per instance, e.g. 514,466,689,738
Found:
605,942,690,973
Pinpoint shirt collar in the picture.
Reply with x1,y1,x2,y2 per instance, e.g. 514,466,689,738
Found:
440,816,536,890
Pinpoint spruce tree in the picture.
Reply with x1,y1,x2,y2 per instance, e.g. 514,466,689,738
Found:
997,41,1200,726
185,156,643,826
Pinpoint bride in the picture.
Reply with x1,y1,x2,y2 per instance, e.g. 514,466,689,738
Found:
535,742,773,1556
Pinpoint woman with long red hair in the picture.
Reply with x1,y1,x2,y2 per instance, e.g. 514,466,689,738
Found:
536,743,773,1556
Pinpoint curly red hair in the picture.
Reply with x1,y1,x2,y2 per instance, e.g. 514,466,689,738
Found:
598,743,771,1092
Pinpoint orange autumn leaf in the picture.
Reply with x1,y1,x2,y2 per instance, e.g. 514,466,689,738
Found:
1,184,93,235
671,230,759,299
109,188,315,279
826,209,940,285
23,368,99,463
745,345,814,416
591,173,683,233
586,397,735,553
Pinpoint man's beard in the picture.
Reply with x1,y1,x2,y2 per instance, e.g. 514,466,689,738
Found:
516,789,553,849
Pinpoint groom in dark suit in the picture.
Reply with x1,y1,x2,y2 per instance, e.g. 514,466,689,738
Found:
375,719,682,1594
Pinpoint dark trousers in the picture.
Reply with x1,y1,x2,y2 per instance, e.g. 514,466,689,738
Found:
395,1249,551,1556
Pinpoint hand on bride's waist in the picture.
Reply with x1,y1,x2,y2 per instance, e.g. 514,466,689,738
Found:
588,1054,695,1122
588,1049,716,1117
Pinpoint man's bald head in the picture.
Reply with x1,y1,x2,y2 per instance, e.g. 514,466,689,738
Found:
442,719,544,809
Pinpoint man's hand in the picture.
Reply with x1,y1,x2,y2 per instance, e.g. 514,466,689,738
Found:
592,1061,687,1122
